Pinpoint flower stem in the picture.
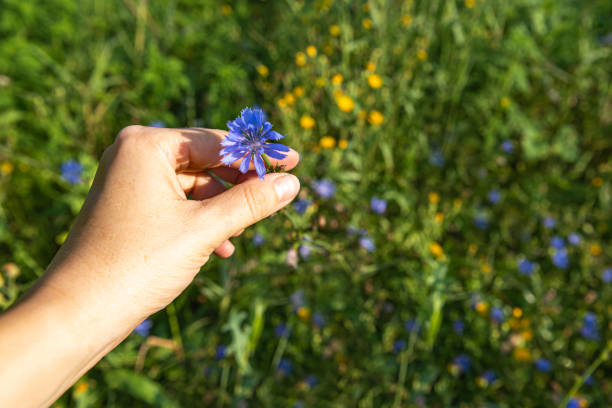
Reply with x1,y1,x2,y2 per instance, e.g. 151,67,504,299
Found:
261,153,273,171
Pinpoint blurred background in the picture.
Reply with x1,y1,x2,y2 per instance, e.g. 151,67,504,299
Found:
1,0,612,406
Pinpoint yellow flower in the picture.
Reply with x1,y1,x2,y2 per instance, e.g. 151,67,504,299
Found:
2,262,20,278
429,242,444,258
256,64,269,77
220,4,233,15
1,161,14,175
475,301,489,315
465,0,476,8
320,136,336,149
521,329,533,341
434,212,444,223
500,97,511,109
589,244,602,256
293,86,305,98
468,244,478,254
592,176,603,187
306,45,317,57
401,14,413,26
329,25,340,36
481,263,492,274
417,48,428,61
362,18,372,29
295,51,306,66
74,382,89,396
333,89,344,99
428,192,440,204
331,73,344,85
300,115,315,129
284,92,296,105
338,139,348,149
368,110,384,125
297,306,311,321
336,95,355,112
512,307,523,318
368,73,383,89
277,98,287,108
513,347,531,362
366,61,376,72
315,77,327,88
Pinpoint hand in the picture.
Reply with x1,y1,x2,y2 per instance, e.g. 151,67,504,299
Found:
0,125,300,407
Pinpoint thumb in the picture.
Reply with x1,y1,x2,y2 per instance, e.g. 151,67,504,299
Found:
199,172,300,247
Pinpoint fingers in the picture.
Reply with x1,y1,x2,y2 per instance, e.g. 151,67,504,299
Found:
214,240,235,258
198,173,300,248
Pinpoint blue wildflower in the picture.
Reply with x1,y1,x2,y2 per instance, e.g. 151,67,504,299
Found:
370,196,387,214
299,244,311,259
568,233,582,246
359,236,375,252
500,140,515,154
215,345,227,360
293,198,312,215
543,217,556,229
473,212,489,230
429,149,445,167
580,312,599,341
304,375,318,388
490,307,505,323
148,120,166,128
311,179,336,198
405,319,420,333
602,268,612,283
488,189,501,204
134,319,152,337
535,358,552,373
518,259,536,275
393,339,406,353
60,159,83,184
220,107,289,179
584,375,595,386
312,312,326,329
453,354,471,373
566,398,580,408
453,319,465,334
550,236,565,250
275,323,291,338
479,370,496,385
551,248,569,269
252,232,265,247
277,358,293,376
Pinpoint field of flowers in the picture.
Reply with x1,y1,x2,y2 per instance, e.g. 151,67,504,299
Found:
1,0,612,406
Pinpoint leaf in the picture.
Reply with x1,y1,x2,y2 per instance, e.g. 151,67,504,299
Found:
104,369,180,408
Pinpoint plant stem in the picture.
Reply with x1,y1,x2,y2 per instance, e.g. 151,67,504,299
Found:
261,153,273,171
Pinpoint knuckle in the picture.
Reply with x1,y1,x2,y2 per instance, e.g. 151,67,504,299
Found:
242,184,267,221
115,125,144,145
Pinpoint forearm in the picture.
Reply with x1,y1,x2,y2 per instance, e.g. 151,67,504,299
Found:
0,264,137,408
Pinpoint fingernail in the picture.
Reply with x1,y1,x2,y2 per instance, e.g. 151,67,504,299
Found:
274,174,300,201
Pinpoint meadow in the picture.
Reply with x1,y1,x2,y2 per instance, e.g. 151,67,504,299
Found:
1,0,612,406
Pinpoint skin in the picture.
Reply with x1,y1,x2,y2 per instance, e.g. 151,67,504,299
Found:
0,125,300,407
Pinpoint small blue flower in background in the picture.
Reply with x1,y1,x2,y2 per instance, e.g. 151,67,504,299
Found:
277,358,293,376
429,149,445,167
393,339,406,353
580,312,599,341
453,354,471,373
566,398,580,408
453,318,465,334
293,198,312,215
602,268,612,283
220,107,289,179
543,217,556,229
551,248,569,269
550,236,565,250
500,140,515,154
370,196,387,214
215,345,227,360
473,212,489,230
299,244,311,259
359,236,375,252
275,323,291,338
148,120,166,128
535,358,552,373
568,232,582,246
518,259,536,275
311,179,336,199
490,307,504,323
134,319,152,337
60,159,83,185
584,375,594,386
405,319,420,333
252,232,265,247
312,312,326,329
290,290,305,310
488,189,501,204
478,370,496,385
304,374,318,388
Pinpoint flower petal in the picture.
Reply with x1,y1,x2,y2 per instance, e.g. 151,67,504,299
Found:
264,143,290,152
266,130,285,141
239,153,252,173
253,153,267,179
263,148,287,160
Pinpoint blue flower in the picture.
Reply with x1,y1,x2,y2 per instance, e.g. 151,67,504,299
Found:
453,354,471,373
220,107,289,179
275,323,291,338
277,358,293,376
566,398,580,408
304,374,318,387
551,248,569,269
60,159,83,184
293,198,312,215
518,259,536,275
490,307,505,323
550,236,565,250
535,358,552,373
359,236,375,252
568,233,582,246
479,370,496,384
543,217,556,229
393,339,406,353
488,189,501,204
311,179,336,198
580,312,599,341
134,319,152,337
299,244,311,259
216,345,227,360
602,268,612,283
429,149,445,167
148,120,166,128
405,319,420,333
252,232,265,247
453,318,465,334
312,312,326,329
370,196,387,214
500,140,515,154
